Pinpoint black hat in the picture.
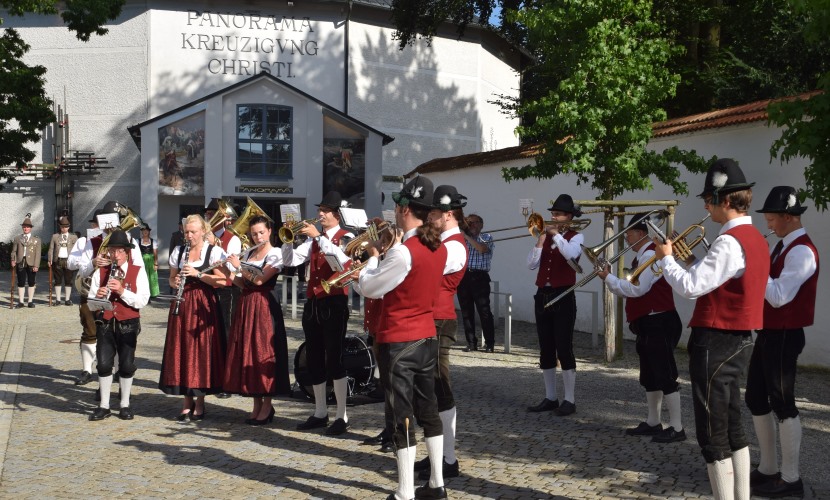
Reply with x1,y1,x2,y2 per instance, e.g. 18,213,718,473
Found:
205,198,220,212
698,158,754,204
756,186,807,215
432,185,467,211
21,213,33,227
626,212,650,232
140,223,152,231
106,229,134,249
316,191,347,210
392,176,434,208
101,201,121,214
548,194,581,216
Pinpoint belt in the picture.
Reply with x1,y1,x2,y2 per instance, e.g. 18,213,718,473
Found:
467,269,489,273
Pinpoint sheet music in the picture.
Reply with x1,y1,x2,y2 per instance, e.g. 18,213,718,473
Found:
87,298,114,311
280,204,301,223
339,208,368,230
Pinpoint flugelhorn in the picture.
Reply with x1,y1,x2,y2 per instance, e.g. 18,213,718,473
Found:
207,199,238,233
279,217,323,244
228,197,272,249
321,221,398,293
626,214,711,286
342,219,396,259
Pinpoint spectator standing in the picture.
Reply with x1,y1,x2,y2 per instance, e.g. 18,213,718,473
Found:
457,214,496,352
48,216,78,305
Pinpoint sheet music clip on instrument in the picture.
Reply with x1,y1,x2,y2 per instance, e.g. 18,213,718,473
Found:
87,298,114,311
240,262,265,278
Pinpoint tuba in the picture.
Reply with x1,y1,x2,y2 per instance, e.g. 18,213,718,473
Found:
228,197,273,250
207,199,238,233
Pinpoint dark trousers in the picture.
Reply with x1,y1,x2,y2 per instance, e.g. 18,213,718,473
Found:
215,286,239,346
78,299,97,344
630,310,682,394
533,286,577,370
16,264,36,287
457,271,495,347
434,319,457,412
745,328,805,420
302,295,350,384
687,327,753,463
52,259,75,286
96,317,140,378
376,337,442,449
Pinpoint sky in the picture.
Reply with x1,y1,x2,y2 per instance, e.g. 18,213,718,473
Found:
489,5,501,25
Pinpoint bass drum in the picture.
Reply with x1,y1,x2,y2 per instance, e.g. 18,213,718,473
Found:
293,335,376,401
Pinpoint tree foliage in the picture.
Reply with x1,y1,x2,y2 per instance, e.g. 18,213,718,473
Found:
389,0,496,48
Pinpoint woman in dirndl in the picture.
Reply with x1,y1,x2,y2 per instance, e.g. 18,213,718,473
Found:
138,225,160,298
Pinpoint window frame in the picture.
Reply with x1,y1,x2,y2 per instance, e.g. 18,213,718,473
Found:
235,104,293,179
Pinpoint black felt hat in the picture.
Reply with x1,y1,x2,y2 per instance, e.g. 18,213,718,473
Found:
698,158,754,204
756,186,807,215
432,185,467,211
316,191,347,210
626,212,650,232
548,194,581,216
101,200,121,214
106,229,134,249
205,198,220,212
392,176,434,209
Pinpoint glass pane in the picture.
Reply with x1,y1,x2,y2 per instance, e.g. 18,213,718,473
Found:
237,142,264,175
238,106,263,140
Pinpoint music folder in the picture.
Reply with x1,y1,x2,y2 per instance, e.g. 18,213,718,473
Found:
87,298,114,311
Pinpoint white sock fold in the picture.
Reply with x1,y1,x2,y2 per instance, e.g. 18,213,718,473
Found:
54,286,62,302
333,377,348,422
312,383,328,418
120,376,133,408
707,459,735,500
779,416,802,483
562,369,575,403
80,343,96,373
425,435,445,489
542,368,557,401
27,286,35,303
645,391,663,427
18,288,25,304
395,446,416,500
439,407,457,464
731,446,750,500
664,391,683,431
752,413,779,475
64,286,72,301
99,375,113,410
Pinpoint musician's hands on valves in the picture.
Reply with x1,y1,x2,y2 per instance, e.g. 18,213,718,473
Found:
299,221,321,239
94,254,112,268
653,238,673,261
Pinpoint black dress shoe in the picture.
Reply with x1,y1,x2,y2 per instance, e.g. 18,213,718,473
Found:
118,407,134,420
216,392,232,399
527,398,559,412
750,468,781,487
751,477,804,498
415,483,448,499
89,407,111,421
379,440,394,453
296,415,328,430
65,300,73,306
651,426,686,443
414,455,431,472
75,371,93,386
462,344,478,352
484,346,495,353
325,418,350,436
418,459,460,480
28,302,35,308
362,430,387,445
554,400,576,416
625,421,662,436
190,409,205,421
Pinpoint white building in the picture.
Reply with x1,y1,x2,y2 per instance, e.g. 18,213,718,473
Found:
1,0,524,260
408,94,830,368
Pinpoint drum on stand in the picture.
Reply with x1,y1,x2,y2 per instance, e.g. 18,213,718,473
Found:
293,334,376,401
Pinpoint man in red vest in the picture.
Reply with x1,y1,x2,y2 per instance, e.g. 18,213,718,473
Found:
598,212,685,443
654,158,769,500
282,191,354,436
354,176,448,500
527,194,582,417
87,230,150,421
746,186,817,499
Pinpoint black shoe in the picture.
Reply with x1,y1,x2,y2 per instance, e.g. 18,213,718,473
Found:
527,398,559,413
190,409,205,421
216,392,232,399
751,477,804,498
462,344,478,352
297,415,328,430
325,418,350,436
118,407,134,420
418,459,460,480
176,403,195,422
652,426,686,443
414,455,431,472
625,421,662,436
248,406,275,426
65,300,73,306
362,430,387,445
75,371,93,386
28,302,35,308
379,440,394,453
750,468,782,487
554,400,576,416
415,483,448,499
484,346,495,353
89,407,111,421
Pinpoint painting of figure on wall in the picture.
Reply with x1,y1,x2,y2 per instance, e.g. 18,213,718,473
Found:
323,139,365,208
158,112,205,195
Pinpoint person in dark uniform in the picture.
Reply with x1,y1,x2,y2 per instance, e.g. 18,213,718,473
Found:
87,230,150,421
526,194,582,417
11,214,42,308
48,216,78,306
598,212,685,443
746,186,818,499
281,191,354,436
654,159,769,500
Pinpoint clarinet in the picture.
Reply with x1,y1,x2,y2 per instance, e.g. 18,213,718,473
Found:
172,242,190,316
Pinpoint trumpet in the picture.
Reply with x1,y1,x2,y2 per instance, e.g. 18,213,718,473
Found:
626,214,711,286
279,217,323,244
491,213,591,242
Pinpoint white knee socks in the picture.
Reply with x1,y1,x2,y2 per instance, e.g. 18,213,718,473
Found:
706,459,735,500
779,416,802,483
752,412,779,475
425,435,445,489
120,376,133,408
645,391,663,427
731,446,750,500
395,446,416,500
439,407,457,464
99,375,113,410
543,368,557,401
312,383,328,418
80,343,96,374
333,377,348,422
664,391,683,431
562,369,575,403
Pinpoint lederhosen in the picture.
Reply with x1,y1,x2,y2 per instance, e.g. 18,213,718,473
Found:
95,263,142,378
53,234,74,286
79,235,105,345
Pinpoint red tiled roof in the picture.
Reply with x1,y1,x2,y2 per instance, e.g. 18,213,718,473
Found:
407,90,821,176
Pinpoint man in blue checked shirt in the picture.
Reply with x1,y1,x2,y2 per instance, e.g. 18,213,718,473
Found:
457,214,496,352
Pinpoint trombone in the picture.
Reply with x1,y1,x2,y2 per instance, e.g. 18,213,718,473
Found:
491,212,591,242
279,217,323,244
626,214,711,286
543,210,668,308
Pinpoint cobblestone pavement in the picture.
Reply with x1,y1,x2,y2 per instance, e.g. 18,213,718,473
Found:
1,270,829,499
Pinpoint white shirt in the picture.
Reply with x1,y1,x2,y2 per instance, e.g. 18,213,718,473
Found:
659,215,752,299
765,227,818,308
87,260,151,310
527,232,585,270
354,228,417,299
70,233,144,278
441,227,467,275
214,228,242,272
244,246,284,271
67,236,88,271
281,225,353,268
169,244,226,269
604,245,660,298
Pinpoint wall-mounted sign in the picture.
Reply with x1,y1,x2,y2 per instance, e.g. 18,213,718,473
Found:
236,185,293,194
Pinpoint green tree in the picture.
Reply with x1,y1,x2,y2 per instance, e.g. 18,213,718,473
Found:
767,0,830,210
0,0,124,184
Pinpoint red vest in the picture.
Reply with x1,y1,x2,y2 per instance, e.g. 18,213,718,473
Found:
376,236,447,344
535,231,579,288
91,234,104,256
763,234,819,329
100,262,141,321
307,228,351,299
434,232,468,320
625,244,676,323
217,231,235,286
364,297,383,336
689,224,769,330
